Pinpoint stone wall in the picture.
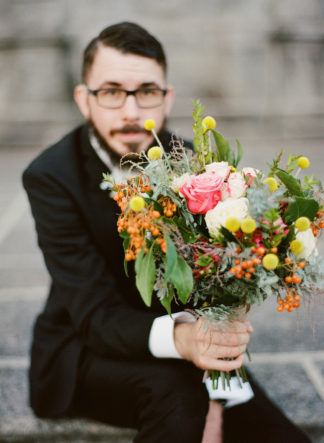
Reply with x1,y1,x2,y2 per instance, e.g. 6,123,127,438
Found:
1,0,324,143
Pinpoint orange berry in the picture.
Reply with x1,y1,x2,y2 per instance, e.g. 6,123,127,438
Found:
256,247,266,255
245,273,252,279
248,267,255,273
271,247,278,253
285,276,292,283
236,273,243,279
230,267,237,274
285,257,292,264
293,302,300,308
294,294,301,301
235,259,240,265
152,228,160,236
292,275,302,284
153,211,160,219
253,258,261,266
277,306,284,312
278,299,284,305
251,246,256,252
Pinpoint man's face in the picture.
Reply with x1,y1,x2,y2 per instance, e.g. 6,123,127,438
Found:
75,46,174,157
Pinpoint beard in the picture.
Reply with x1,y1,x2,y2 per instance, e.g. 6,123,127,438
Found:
87,119,167,165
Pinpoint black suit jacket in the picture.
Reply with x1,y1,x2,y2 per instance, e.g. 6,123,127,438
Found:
23,124,187,417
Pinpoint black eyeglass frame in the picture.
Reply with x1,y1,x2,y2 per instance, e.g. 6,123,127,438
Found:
84,86,168,108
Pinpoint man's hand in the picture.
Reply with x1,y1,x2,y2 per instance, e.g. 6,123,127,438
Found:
174,317,253,371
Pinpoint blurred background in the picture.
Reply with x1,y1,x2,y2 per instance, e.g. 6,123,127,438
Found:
0,0,324,166
0,0,324,441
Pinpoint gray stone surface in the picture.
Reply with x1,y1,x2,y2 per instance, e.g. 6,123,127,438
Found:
0,298,45,357
248,363,324,427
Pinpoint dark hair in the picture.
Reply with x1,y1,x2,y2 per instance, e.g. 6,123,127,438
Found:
82,22,167,82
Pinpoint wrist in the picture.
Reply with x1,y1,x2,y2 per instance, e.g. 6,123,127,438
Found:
173,322,192,360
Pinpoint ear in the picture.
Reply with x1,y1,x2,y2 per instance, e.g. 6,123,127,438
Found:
74,84,90,120
164,85,175,116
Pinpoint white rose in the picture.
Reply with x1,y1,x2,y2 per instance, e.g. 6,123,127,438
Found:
227,172,247,199
205,197,249,237
296,228,318,259
205,161,231,180
171,173,190,193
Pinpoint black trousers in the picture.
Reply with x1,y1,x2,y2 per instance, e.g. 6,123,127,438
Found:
71,349,311,443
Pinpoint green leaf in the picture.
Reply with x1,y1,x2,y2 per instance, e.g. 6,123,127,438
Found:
135,246,156,307
196,255,212,267
160,286,174,316
285,197,320,222
212,130,231,162
170,257,193,304
275,168,304,197
164,234,177,282
235,139,243,167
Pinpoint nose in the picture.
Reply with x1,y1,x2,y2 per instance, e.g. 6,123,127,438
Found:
122,94,140,121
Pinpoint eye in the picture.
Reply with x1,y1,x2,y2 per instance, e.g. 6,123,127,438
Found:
100,88,122,97
140,88,158,96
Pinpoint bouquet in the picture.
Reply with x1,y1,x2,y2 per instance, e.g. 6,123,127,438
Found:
103,100,324,389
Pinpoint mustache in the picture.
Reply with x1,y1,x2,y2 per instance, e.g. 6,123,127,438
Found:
110,124,149,136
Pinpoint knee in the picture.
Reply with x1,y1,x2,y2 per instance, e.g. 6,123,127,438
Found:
137,361,209,441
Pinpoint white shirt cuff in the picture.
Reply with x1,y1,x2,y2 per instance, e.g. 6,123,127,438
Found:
148,312,195,359
205,375,254,408
148,312,254,407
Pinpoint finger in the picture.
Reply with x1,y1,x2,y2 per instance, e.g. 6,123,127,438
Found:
200,353,245,371
209,344,247,359
245,320,254,333
206,331,250,347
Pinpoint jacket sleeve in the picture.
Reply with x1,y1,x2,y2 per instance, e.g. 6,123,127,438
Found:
22,165,159,360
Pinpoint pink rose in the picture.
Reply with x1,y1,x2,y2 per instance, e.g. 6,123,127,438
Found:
180,172,224,214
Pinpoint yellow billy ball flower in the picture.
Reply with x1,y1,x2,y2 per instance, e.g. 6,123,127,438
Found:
202,116,216,130
144,119,156,131
290,239,304,255
295,216,310,232
262,253,279,270
225,217,240,232
148,146,162,160
297,157,310,169
231,166,237,172
264,177,278,192
241,217,257,234
130,196,145,211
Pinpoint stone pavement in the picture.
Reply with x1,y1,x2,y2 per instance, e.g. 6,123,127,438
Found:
0,123,324,442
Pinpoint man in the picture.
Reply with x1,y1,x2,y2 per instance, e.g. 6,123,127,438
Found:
23,22,310,442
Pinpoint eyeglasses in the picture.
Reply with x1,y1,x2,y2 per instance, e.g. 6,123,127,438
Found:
85,86,168,109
